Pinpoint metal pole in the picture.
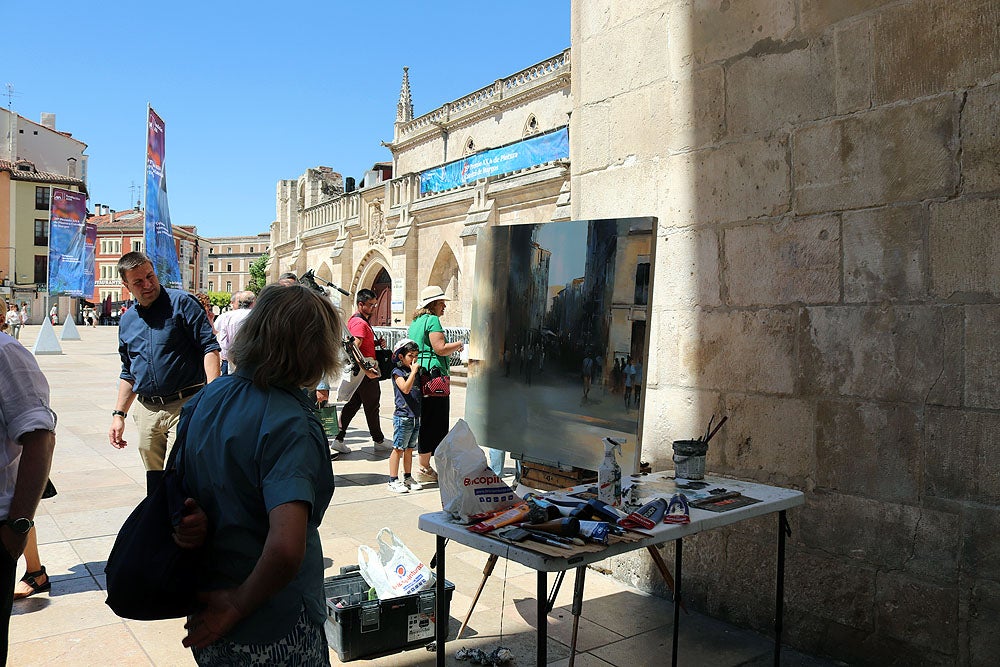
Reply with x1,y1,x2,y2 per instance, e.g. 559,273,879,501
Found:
775,510,789,666
435,535,446,667
672,539,682,667
537,571,547,666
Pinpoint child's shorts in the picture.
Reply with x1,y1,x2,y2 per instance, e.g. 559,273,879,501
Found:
392,415,419,450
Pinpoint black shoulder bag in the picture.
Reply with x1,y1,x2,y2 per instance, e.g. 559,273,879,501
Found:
105,392,206,620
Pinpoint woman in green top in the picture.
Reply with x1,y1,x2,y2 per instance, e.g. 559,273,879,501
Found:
408,285,465,482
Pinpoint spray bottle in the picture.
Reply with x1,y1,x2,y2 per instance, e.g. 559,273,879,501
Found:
597,437,623,507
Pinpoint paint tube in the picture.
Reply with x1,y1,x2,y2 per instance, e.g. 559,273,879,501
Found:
620,497,668,530
468,502,531,534
578,520,611,544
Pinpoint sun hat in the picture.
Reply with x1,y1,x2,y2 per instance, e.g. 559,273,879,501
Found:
393,337,417,355
418,285,450,309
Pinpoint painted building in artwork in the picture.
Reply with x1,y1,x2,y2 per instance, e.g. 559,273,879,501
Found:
269,51,572,328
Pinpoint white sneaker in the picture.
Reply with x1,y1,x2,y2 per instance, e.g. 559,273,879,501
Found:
415,466,438,483
329,438,352,454
373,440,393,452
387,479,409,494
404,477,423,491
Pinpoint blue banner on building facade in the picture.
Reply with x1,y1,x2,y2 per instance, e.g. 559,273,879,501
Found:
419,127,568,194
144,107,182,288
47,188,88,296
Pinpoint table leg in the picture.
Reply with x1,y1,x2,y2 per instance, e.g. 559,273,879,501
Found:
436,535,446,667
537,570,547,666
568,566,586,667
775,510,790,666
672,538,683,667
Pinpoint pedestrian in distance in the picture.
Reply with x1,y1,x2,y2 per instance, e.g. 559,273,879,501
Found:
3,305,20,341
108,252,220,473
177,283,343,665
0,297,57,664
387,338,423,494
214,291,255,376
335,289,388,450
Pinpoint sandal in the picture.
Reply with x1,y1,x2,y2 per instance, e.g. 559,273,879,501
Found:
14,566,50,599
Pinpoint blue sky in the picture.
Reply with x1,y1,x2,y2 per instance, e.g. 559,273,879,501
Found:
6,1,569,237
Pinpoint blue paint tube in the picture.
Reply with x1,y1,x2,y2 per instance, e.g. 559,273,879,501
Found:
578,520,611,544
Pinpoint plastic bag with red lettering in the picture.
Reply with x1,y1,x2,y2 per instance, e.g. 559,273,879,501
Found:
436,420,519,523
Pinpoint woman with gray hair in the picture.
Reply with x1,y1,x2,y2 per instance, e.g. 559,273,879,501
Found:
408,285,465,483
177,283,344,665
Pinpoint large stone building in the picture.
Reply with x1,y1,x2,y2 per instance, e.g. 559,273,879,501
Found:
571,1,999,665
269,51,572,327
269,4,998,661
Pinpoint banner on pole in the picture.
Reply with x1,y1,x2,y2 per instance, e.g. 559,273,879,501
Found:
144,107,182,288
419,127,568,194
83,222,97,297
47,188,88,296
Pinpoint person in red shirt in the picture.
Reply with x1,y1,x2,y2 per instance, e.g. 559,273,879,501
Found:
335,289,387,448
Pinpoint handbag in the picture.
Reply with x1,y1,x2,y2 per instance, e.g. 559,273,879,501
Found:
104,393,205,620
417,315,451,397
375,347,394,381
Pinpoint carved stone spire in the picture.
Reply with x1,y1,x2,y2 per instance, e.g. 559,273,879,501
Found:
396,67,413,123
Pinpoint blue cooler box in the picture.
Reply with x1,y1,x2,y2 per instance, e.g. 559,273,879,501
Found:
324,570,455,661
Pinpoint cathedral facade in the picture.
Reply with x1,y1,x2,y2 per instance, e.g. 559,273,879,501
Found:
269,50,571,327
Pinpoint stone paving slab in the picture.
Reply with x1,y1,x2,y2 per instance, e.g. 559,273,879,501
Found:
5,325,839,666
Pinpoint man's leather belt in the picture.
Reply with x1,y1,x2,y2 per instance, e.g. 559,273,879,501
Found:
137,384,205,406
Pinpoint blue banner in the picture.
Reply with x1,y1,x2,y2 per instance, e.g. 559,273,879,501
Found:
420,127,568,194
83,222,97,297
144,107,182,288
47,188,88,296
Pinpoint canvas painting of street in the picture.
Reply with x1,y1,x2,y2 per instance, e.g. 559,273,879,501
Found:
465,217,655,477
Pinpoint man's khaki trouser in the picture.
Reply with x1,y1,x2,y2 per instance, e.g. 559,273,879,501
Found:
132,395,192,471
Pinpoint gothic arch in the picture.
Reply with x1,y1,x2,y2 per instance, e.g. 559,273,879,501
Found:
523,114,540,137
315,260,335,285
352,248,392,294
427,242,460,301
463,136,476,156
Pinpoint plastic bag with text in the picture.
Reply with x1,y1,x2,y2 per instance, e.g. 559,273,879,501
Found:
357,527,434,600
435,419,519,523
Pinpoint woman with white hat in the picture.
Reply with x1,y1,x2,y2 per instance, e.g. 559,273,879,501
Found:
408,285,464,482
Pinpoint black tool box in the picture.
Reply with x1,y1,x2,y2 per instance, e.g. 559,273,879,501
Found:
324,569,455,661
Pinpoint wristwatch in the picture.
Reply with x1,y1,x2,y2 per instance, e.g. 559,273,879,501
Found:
112,410,127,418
3,518,33,534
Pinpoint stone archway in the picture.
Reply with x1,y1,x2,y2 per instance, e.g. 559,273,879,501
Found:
353,249,392,325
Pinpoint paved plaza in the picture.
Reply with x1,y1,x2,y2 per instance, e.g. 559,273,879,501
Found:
5,325,837,666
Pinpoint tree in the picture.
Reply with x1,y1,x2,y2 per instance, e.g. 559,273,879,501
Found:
207,292,232,310
248,252,270,294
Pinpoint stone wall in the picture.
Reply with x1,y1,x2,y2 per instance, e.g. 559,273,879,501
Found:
571,0,999,664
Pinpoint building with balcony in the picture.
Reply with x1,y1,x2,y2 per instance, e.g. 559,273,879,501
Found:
269,51,572,327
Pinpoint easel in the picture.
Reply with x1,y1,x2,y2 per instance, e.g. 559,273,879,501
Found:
456,545,683,666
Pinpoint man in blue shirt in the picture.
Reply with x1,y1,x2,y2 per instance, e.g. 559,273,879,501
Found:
108,252,220,471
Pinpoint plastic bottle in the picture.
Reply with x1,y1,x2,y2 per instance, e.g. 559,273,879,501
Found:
597,437,623,507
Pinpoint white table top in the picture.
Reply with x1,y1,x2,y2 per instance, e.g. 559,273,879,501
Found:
418,472,805,572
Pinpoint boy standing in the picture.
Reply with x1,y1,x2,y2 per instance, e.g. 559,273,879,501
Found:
388,339,423,493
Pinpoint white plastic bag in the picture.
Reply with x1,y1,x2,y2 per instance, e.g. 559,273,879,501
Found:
435,419,519,523
357,527,434,600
